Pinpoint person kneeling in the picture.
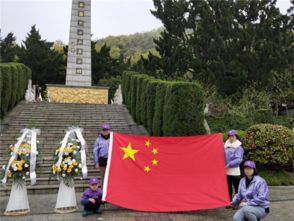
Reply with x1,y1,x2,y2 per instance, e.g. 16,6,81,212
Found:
80,177,102,217
232,161,270,221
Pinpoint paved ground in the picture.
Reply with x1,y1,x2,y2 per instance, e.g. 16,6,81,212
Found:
0,186,293,221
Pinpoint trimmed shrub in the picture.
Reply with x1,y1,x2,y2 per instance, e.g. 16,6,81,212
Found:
0,63,31,118
146,80,163,135
129,75,137,117
163,81,205,136
0,65,12,117
140,78,152,127
135,74,150,123
122,71,132,108
243,124,294,166
152,82,168,136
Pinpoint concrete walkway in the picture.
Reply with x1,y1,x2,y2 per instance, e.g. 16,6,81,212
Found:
1,186,293,221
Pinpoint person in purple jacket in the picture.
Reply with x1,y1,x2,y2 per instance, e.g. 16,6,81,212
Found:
224,130,244,204
232,161,270,221
80,177,102,217
93,123,110,187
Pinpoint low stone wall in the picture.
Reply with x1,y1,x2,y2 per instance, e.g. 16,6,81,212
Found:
46,84,108,104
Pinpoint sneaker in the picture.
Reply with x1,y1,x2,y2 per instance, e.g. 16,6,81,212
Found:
82,210,90,217
225,205,231,209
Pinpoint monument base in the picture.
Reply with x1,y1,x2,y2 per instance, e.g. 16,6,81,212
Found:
47,84,108,104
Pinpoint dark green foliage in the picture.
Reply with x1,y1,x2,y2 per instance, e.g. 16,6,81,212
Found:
129,76,137,117
163,81,205,136
0,65,12,117
97,76,121,104
19,25,66,86
91,43,125,85
152,82,168,136
146,80,162,134
122,72,205,136
140,78,152,126
206,114,252,133
135,74,150,123
0,63,32,118
243,124,294,166
258,168,294,186
253,109,274,124
150,0,294,96
0,32,18,62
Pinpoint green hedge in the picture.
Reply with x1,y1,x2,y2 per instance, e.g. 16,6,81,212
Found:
146,80,163,135
135,74,150,123
122,71,205,136
0,63,32,118
152,82,168,136
163,82,205,136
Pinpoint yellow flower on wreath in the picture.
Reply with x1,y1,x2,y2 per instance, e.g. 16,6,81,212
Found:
7,171,12,177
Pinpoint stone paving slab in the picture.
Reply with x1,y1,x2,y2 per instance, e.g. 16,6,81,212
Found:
0,186,293,221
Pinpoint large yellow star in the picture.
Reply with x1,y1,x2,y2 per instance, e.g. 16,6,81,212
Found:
120,142,139,161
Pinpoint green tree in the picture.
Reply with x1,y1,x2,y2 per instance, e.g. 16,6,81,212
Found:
150,0,294,95
19,25,65,85
91,42,125,85
0,32,18,62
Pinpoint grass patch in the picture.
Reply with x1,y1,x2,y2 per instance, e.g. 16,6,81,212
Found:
258,169,294,186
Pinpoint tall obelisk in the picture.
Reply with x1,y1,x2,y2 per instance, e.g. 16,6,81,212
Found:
66,0,91,86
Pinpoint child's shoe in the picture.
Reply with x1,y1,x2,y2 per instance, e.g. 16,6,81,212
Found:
93,209,102,214
82,210,90,217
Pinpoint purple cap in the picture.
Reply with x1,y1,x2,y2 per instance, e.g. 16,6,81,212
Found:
89,177,99,185
102,123,110,130
243,161,256,169
228,130,238,136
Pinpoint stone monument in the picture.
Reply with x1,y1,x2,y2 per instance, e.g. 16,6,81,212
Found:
66,0,91,86
47,0,108,104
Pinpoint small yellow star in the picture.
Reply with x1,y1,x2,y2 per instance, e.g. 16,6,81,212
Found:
144,166,151,172
152,159,158,165
145,140,151,147
120,142,139,161
152,148,158,154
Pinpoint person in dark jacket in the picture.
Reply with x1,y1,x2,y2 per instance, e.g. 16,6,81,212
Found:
80,177,102,217
232,161,270,221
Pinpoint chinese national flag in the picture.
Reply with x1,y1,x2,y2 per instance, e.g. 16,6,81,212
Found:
102,132,229,212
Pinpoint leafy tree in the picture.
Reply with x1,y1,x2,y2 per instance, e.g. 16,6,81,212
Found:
0,32,18,62
150,0,294,95
91,42,125,85
19,25,65,85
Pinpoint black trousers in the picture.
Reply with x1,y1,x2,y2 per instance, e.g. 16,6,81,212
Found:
81,199,101,212
227,175,240,201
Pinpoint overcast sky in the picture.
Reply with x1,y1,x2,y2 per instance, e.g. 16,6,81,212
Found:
0,0,292,44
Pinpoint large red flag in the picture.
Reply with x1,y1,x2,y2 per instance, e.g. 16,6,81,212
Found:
102,132,229,212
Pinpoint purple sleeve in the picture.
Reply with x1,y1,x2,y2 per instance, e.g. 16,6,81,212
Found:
232,180,243,205
81,190,89,202
247,180,269,206
93,137,100,164
227,146,244,167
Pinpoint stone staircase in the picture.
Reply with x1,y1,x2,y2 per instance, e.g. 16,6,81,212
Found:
0,101,147,196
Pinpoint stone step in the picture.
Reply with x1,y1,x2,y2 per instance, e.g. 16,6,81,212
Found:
0,101,146,196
